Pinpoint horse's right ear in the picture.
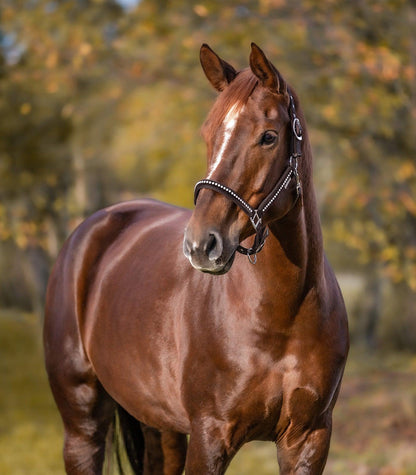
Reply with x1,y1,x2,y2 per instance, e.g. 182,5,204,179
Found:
200,44,237,92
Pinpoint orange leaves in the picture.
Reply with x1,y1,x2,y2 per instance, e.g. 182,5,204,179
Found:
322,105,337,121
356,42,402,82
19,103,32,115
45,51,59,69
399,192,416,217
395,162,416,182
193,5,209,17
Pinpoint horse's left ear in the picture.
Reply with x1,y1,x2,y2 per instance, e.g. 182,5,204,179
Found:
249,43,287,94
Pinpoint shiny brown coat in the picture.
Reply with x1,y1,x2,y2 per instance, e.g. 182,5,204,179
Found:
44,44,348,474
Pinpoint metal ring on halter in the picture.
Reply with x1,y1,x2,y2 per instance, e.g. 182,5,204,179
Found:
292,117,303,141
248,253,257,265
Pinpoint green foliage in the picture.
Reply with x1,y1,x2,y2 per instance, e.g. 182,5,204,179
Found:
0,0,415,346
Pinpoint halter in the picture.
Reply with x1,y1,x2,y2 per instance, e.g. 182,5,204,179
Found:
194,92,303,264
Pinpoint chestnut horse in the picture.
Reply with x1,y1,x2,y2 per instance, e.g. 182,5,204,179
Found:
44,44,348,474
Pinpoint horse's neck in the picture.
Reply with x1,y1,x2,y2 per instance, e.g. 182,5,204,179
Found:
265,156,324,298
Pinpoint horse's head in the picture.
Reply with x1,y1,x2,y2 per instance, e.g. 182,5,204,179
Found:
184,43,302,274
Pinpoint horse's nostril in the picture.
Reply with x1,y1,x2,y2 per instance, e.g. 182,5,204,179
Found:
206,233,216,254
183,228,224,264
205,231,223,261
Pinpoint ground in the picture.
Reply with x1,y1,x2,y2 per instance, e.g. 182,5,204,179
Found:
1,310,415,474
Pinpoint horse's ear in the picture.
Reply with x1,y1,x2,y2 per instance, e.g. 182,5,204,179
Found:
249,43,287,94
200,44,237,92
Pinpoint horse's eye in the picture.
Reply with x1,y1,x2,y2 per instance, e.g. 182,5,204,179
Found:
260,130,278,146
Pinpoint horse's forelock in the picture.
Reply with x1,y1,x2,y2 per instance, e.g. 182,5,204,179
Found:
203,69,258,140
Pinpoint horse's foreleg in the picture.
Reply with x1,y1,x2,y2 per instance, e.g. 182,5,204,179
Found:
185,420,237,475
276,415,332,475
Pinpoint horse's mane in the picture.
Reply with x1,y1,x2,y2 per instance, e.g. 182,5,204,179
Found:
202,68,258,139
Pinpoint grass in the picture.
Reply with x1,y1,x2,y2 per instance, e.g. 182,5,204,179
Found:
1,309,416,474
325,350,416,475
0,310,64,474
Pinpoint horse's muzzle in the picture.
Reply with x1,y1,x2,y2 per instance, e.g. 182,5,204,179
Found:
183,228,236,274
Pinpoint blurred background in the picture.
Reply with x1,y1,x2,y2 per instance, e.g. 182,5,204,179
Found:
0,0,415,473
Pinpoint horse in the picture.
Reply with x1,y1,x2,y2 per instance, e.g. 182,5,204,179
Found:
44,43,349,474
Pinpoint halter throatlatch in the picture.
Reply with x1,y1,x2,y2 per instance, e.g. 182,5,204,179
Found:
194,92,303,264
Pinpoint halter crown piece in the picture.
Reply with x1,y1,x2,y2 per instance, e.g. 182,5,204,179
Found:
194,90,303,264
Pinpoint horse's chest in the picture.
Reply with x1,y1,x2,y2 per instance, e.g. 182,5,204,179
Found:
184,343,326,439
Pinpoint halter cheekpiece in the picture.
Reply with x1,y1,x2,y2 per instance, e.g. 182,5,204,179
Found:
194,91,303,264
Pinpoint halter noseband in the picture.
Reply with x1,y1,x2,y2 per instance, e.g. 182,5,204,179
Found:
194,92,303,264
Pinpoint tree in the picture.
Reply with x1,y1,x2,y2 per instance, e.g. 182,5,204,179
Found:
0,0,126,310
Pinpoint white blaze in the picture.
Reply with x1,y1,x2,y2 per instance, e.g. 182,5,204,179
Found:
208,103,244,178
